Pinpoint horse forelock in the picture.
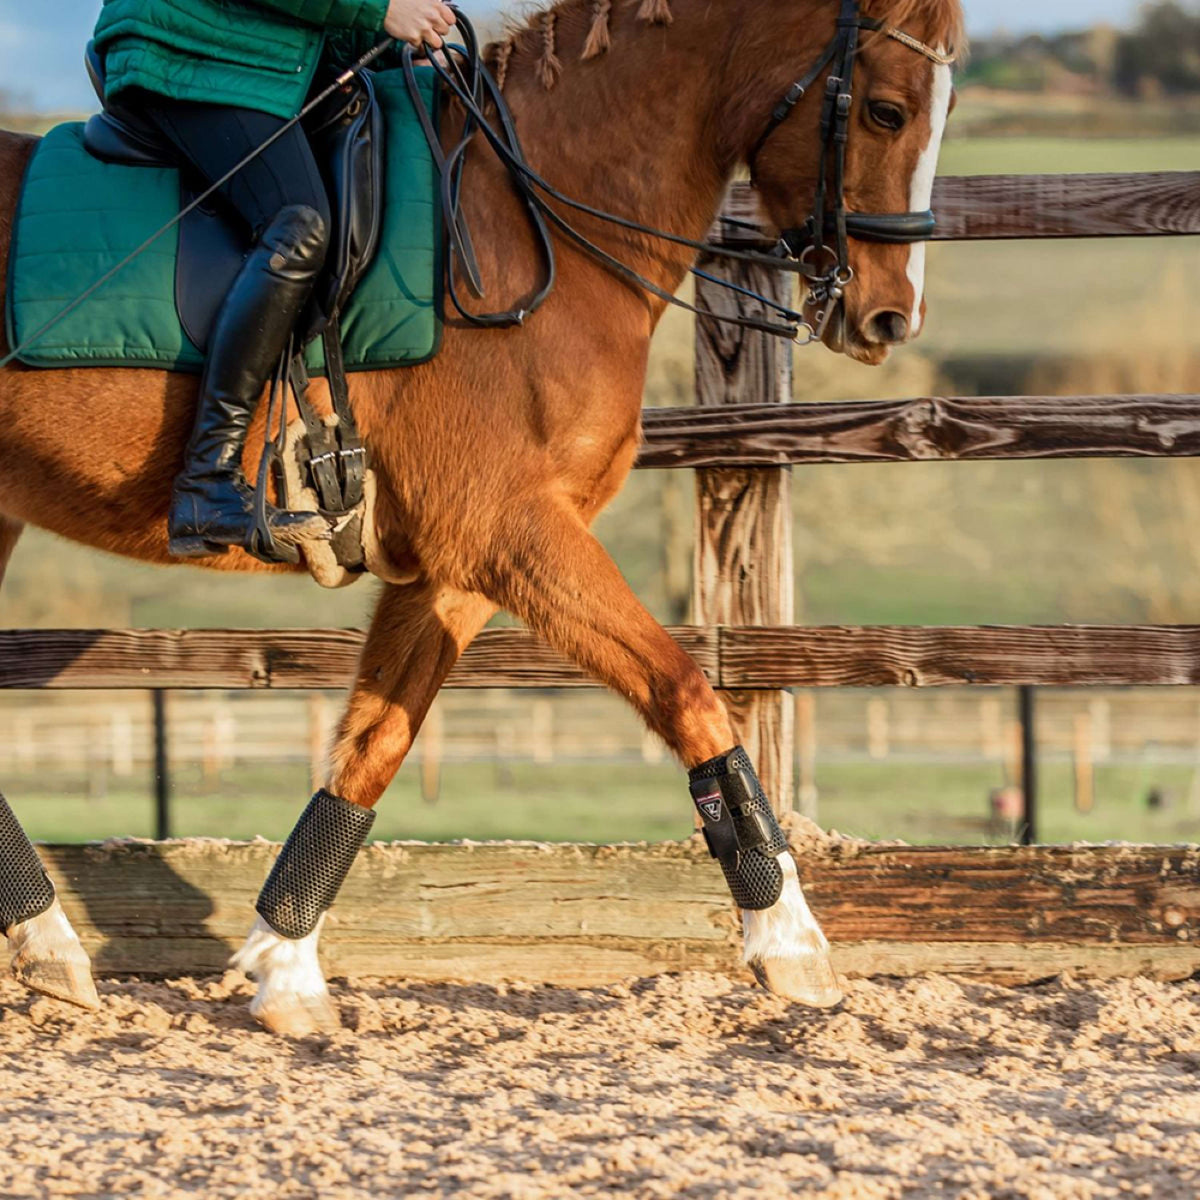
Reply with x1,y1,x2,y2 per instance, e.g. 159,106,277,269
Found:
861,0,967,58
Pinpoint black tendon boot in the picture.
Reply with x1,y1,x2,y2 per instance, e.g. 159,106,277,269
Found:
168,204,330,560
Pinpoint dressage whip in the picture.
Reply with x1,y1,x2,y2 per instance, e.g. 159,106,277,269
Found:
0,37,397,372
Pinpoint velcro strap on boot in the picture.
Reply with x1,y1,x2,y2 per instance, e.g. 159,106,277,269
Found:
0,792,56,933
688,747,788,911
257,789,376,940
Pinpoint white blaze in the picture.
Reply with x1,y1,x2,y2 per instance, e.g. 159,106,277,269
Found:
906,62,953,335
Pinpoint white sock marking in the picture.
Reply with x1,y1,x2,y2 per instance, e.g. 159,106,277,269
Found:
906,62,953,335
231,914,330,1021
742,853,831,965
8,897,88,966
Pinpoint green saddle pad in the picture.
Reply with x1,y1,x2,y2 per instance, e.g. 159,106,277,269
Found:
6,67,441,374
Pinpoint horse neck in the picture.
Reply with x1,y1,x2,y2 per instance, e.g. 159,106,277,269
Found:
486,0,804,302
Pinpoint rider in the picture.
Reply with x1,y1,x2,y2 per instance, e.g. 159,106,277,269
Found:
91,0,455,559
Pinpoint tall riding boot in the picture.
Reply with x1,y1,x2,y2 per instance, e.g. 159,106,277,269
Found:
168,204,330,560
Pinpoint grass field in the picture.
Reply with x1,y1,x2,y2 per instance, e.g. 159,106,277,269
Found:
14,757,1200,847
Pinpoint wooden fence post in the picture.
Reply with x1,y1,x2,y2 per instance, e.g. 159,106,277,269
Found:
693,236,795,814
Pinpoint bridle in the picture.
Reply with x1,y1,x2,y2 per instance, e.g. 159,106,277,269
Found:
748,0,957,340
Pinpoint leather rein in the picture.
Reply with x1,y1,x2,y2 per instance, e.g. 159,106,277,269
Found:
414,3,955,344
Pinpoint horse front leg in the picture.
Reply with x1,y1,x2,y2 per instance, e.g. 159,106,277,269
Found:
231,580,494,1036
484,499,842,1007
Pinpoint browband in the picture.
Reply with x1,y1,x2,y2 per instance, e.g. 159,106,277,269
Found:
860,17,958,66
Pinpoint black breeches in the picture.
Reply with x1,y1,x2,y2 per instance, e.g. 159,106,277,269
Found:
137,96,331,241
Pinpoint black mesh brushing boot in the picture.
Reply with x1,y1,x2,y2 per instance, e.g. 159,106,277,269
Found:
168,204,330,561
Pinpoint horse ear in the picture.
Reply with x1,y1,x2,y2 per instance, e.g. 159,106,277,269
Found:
538,10,563,88
582,0,613,60
637,0,673,25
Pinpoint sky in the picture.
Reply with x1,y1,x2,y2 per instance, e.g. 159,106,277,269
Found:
0,0,1147,113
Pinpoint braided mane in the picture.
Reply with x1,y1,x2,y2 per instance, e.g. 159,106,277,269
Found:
485,0,965,90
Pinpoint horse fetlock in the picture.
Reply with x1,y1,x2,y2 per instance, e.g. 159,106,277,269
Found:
743,854,843,1009
8,898,100,1010
0,790,57,931
231,914,340,1037
689,747,789,910
256,789,375,940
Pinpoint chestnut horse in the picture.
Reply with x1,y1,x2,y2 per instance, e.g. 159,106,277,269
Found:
0,0,962,1033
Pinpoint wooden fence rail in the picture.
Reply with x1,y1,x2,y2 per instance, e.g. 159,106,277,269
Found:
38,840,1200,983
638,394,1200,470
7,625,1200,691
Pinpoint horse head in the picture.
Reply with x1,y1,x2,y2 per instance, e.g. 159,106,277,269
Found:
745,0,965,364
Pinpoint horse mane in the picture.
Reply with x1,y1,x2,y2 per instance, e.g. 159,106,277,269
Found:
485,0,665,90
485,0,966,91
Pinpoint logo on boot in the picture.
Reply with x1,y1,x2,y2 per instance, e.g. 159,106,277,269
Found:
694,787,724,823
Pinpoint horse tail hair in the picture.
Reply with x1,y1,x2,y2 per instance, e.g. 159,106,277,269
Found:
538,11,563,89
582,0,613,59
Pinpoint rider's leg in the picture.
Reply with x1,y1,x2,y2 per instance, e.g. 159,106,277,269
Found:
140,101,333,558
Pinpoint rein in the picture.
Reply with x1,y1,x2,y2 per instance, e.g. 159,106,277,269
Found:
404,14,813,340
411,3,954,345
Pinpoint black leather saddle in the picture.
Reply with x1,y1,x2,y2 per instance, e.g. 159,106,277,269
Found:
82,40,385,355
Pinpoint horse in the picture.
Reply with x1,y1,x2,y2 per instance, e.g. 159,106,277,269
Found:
0,0,963,1034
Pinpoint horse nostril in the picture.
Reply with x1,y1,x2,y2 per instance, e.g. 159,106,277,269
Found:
867,310,910,344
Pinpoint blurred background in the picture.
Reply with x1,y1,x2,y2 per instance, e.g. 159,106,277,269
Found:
2,2,1200,845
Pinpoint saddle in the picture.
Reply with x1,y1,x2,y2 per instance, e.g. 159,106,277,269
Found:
82,41,383,562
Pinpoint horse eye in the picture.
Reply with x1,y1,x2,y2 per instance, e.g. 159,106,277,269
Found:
868,101,907,131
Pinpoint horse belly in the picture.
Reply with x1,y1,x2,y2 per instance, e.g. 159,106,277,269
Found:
0,365,286,573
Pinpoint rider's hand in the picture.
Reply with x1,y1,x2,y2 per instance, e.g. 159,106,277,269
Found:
384,0,456,49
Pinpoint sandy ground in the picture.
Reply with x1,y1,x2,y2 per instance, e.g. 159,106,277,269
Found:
1,971,1198,1199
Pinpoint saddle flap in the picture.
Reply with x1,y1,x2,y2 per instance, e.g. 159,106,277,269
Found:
303,71,386,332
175,189,248,355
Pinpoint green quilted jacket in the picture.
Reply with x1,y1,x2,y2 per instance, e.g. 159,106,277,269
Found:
93,0,390,120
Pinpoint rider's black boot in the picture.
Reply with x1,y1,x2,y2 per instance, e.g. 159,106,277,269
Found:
168,204,330,561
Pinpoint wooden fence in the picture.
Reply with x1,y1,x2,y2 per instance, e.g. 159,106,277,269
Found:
8,168,1200,982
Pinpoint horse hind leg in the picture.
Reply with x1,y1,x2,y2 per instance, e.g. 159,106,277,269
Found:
483,500,842,1008
3,795,99,1010
232,580,495,1036
0,518,100,1009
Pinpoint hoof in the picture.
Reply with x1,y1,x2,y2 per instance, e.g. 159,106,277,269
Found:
749,954,844,1009
251,990,342,1038
12,955,101,1011
741,852,844,1009
232,913,336,1038
9,900,100,1011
